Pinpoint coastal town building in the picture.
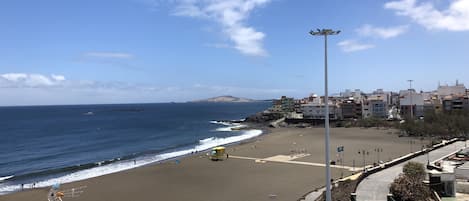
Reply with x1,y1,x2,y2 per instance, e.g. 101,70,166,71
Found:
341,89,364,100
301,98,340,120
270,101,283,113
372,89,394,106
361,100,372,119
442,95,469,112
368,97,387,118
340,98,362,119
280,96,295,113
399,89,425,118
424,95,443,114
272,82,468,122
437,82,466,98
271,96,295,114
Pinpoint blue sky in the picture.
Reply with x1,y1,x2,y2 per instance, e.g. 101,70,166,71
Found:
1,0,469,105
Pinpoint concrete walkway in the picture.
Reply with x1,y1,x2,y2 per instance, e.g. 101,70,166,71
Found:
300,173,363,201
356,141,466,201
229,154,362,171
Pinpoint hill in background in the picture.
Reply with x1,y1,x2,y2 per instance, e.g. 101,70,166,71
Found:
191,95,256,103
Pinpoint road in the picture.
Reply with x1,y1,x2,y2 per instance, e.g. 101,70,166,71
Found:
356,141,466,201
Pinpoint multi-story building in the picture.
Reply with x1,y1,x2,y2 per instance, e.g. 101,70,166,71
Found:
270,96,295,114
424,95,442,114
340,98,362,119
280,96,295,113
301,98,339,120
361,97,387,119
437,82,466,98
362,99,372,119
341,89,364,101
369,98,387,118
372,89,393,105
270,99,282,113
442,95,469,112
294,100,302,113
399,89,425,118
390,92,400,108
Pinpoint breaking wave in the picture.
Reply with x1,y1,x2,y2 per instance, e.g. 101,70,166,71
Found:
0,129,262,195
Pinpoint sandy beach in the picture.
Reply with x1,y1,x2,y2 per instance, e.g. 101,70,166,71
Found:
1,127,427,201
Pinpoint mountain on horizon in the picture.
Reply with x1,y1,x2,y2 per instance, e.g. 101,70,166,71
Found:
191,95,256,103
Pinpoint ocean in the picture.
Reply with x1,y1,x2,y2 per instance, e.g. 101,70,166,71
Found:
0,102,270,195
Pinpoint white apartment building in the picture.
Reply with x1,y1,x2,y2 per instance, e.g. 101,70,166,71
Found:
301,100,339,120
399,89,425,117
437,82,466,98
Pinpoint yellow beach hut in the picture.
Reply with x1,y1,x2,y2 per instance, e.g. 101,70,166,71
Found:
209,146,227,161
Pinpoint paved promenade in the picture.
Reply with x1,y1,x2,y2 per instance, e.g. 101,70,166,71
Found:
356,141,466,201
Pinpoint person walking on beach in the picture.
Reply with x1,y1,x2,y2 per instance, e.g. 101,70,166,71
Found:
21,184,24,191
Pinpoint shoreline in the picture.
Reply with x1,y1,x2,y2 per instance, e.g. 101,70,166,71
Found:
1,127,427,201
0,121,268,195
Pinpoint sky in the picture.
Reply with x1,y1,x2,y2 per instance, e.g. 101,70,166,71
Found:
1,0,469,106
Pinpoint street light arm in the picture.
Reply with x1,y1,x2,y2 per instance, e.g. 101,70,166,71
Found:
309,29,342,36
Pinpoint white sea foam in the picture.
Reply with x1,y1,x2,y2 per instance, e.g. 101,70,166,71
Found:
215,124,247,132
194,129,262,151
0,175,13,182
215,127,233,132
209,120,234,126
0,129,263,195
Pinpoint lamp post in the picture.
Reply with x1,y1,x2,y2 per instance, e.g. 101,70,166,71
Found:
310,28,340,201
358,149,369,169
375,147,383,164
407,80,413,119
409,140,415,153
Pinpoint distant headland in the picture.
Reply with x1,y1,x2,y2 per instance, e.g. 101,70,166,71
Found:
190,95,257,103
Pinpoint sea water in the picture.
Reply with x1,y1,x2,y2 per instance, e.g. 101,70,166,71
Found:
0,102,270,194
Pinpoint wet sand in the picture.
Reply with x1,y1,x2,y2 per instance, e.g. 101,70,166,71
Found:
0,127,425,201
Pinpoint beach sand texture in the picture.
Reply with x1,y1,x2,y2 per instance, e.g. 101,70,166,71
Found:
1,127,425,201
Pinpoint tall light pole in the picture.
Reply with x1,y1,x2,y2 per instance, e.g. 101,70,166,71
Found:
407,80,413,119
310,28,340,201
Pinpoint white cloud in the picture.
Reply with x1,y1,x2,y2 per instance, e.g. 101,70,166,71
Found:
385,0,469,31
1,73,27,82
84,52,134,59
172,0,270,56
337,40,375,52
0,73,66,88
51,74,66,81
356,24,409,39
0,73,297,106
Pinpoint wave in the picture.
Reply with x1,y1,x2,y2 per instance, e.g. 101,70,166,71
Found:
194,129,262,151
0,129,263,195
0,175,14,182
210,120,247,132
209,120,233,126
215,124,247,132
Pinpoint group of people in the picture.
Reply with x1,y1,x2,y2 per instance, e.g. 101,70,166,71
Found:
20,182,36,191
